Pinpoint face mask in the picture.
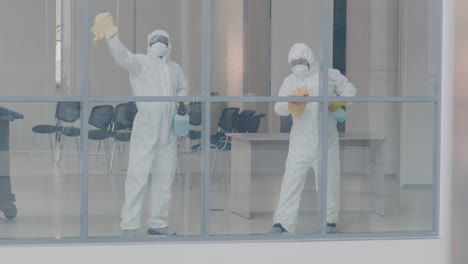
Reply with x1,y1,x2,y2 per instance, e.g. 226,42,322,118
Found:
292,65,309,77
150,42,168,58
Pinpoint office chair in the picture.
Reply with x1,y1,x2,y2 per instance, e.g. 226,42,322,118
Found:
88,105,114,163
56,102,81,167
109,102,137,174
189,107,240,191
30,104,62,163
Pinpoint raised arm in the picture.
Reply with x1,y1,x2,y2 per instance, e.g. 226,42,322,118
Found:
106,35,141,75
91,12,141,75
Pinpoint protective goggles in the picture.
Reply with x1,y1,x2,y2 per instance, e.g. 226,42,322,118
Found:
290,58,310,68
149,35,169,47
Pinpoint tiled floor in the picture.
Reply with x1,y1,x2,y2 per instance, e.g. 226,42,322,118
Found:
0,151,433,239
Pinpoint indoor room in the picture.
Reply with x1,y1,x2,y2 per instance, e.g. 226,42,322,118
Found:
0,0,438,240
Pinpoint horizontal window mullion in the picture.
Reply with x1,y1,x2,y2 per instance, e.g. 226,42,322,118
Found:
0,96,438,103
209,96,323,102
0,96,84,102
86,96,205,102
0,231,438,246
327,96,438,102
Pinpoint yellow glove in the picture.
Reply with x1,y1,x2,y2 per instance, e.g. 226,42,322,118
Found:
176,102,189,110
90,12,118,45
288,85,310,118
328,102,347,112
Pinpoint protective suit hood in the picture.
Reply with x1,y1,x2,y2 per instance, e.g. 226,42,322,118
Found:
288,43,316,65
147,29,172,61
288,43,317,77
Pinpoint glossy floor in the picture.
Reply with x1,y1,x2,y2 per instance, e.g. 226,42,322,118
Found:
0,151,433,239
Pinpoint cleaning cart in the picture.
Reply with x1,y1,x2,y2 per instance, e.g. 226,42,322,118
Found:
0,106,23,219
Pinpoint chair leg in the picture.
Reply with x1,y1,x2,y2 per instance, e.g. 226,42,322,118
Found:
179,151,185,180
175,137,182,183
109,140,118,174
104,139,111,166
48,133,55,163
117,143,122,162
210,148,218,187
189,147,201,189
75,137,80,154
96,140,102,161
58,137,65,167
29,133,37,163
175,152,182,184
218,151,226,192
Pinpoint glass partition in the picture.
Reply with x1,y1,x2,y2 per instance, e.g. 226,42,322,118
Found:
329,102,435,233
0,0,441,243
0,102,81,239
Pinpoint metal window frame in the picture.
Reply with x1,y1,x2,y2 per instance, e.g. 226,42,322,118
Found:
0,0,442,245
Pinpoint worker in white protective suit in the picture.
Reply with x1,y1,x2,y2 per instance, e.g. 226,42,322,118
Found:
269,43,356,234
91,13,188,238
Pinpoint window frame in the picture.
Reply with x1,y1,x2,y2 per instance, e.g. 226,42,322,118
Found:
0,0,442,245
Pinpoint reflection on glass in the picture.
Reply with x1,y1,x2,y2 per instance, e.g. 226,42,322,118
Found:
88,102,202,238
330,102,434,233
0,102,81,239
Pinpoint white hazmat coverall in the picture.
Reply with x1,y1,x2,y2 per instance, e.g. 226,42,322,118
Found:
273,43,356,233
106,29,188,231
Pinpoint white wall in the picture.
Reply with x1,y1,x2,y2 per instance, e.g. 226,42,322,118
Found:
346,0,400,175
0,0,56,97
399,0,436,185
269,0,323,133
451,0,468,262
0,0,57,152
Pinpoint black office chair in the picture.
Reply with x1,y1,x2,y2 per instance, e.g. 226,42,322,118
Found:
187,102,202,146
189,107,240,191
245,114,266,133
109,102,137,174
88,105,114,163
212,107,240,151
236,110,257,133
174,102,202,183
30,104,62,163
56,102,81,166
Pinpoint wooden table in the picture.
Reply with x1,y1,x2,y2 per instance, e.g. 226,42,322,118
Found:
226,132,385,219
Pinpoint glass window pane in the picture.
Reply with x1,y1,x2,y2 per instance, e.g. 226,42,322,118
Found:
208,102,323,236
0,1,65,96
212,0,323,97
328,102,434,233
88,101,203,238
0,102,81,239
341,0,438,96
88,0,203,97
